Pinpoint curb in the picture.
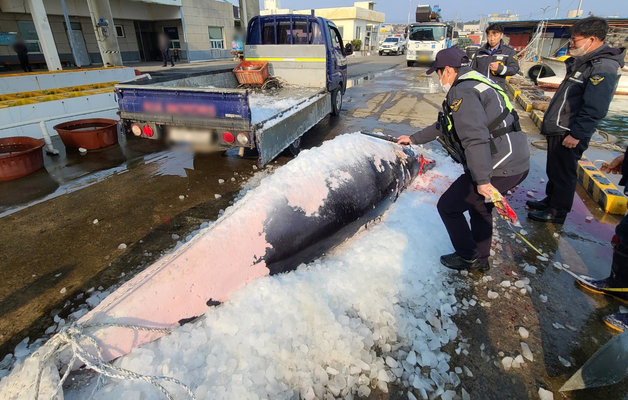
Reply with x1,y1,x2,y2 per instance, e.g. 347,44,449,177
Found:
577,157,627,215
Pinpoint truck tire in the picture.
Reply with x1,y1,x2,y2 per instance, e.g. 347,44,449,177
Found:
379,51,383,56
283,136,301,157
331,87,343,116
407,61,414,67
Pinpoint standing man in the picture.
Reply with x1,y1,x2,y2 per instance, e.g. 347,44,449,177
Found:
470,23,519,89
576,147,628,332
12,35,32,72
159,32,174,67
528,17,626,224
397,47,529,272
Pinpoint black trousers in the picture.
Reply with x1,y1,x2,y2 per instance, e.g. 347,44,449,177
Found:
611,213,628,286
544,134,590,212
437,171,529,260
18,54,32,72
161,49,173,66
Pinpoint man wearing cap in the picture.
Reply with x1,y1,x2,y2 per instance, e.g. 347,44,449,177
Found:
470,23,519,89
397,47,530,272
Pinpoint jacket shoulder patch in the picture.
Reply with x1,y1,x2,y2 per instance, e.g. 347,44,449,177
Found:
450,98,463,112
590,75,605,85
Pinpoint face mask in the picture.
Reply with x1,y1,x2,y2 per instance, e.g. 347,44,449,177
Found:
440,70,451,93
569,39,592,57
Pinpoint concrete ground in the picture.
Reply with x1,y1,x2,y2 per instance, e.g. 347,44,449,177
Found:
1,54,627,399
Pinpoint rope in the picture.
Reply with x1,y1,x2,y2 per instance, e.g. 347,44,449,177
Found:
33,323,196,400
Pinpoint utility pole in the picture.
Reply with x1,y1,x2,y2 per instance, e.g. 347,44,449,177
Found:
554,0,560,19
407,0,411,26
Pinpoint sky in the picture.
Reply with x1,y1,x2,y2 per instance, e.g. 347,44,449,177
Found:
253,0,628,24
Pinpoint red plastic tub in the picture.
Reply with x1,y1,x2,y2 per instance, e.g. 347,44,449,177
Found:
233,60,269,85
53,118,118,150
0,136,45,181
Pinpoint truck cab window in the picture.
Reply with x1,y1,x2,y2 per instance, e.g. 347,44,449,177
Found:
329,26,343,54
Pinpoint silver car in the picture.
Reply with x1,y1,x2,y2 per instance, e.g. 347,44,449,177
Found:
378,37,405,56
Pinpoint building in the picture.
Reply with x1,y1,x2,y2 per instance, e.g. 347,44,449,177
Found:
0,0,260,70
261,1,385,51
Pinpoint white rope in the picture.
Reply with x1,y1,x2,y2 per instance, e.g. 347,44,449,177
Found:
33,323,196,400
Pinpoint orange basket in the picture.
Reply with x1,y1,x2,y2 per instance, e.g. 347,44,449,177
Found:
233,60,269,85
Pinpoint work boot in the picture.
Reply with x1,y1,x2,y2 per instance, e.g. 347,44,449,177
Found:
526,197,549,211
603,312,628,332
440,253,490,272
528,208,567,224
576,276,628,303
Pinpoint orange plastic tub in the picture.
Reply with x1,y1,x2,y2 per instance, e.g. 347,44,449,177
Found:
233,60,269,85
0,136,45,181
53,118,118,150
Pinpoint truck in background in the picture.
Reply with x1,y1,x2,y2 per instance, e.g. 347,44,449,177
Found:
406,5,458,66
115,14,353,166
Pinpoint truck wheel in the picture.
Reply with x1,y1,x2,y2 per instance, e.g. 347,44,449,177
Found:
379,51,383,56
407,61,414,67
331,87,343,116
283,136,301,157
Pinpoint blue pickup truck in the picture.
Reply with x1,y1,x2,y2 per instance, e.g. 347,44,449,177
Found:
115,14,353,165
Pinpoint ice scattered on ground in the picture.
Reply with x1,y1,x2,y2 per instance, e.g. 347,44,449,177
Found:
520,343,533,362
538,387,554,400
518,327,529,339
537,256,549,262
500,280,511,288
523,265,537,274
487,290,499,299
59,287,66,294
512,355,524,368
117,243,127,250
214,194,222,199
552,322,565,330
171,234,180,240
558,356,571,367
501,356,513,370
539,294,548,303
92,219,99,224
218,179,225,184
585,216,593,222
178,195,185,200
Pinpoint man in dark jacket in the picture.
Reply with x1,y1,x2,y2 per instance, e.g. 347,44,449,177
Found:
528,17,626,224
12,36,32,72
397,47,530,272
159,32,174,67
470,23,519,89
577,147,628,332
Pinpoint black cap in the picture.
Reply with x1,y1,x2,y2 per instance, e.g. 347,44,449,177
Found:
426,47,469,75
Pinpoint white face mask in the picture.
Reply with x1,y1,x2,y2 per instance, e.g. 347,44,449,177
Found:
569,39,592,57
440,70,451,93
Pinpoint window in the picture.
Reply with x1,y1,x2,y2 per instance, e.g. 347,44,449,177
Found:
356,26,361,40
115,25,125,38
17,21,41,53
208,26,224,49
164,27,180,50
329,25,344,54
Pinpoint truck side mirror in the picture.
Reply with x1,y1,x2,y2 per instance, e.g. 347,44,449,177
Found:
345,43,353,55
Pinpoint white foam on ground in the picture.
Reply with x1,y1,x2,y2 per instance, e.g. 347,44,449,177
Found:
1,138,465,399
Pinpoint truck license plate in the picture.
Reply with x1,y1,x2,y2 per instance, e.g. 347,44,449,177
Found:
167,127,212,145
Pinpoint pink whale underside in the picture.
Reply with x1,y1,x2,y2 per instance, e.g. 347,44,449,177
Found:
77,204,272,364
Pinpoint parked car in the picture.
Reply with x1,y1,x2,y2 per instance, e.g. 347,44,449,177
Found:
379,37,405,56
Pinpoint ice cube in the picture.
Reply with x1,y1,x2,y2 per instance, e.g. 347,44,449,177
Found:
406,351,417,366
538,388,554,400
386,356,399,368
60,287,66,294
558,356,571,367
500,280,511,288
462,387,471,400
518,327,529,339
92,219,99,224
513,355,524,368
539,294,548,303
523,265,537,274
214,194,222,199
117,243,127,250
487,290,499,299
520,342,533,362
218,179,225,184
501,356,513,370
178,195,185,200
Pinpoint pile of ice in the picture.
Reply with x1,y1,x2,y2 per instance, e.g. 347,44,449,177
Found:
1,138,466,399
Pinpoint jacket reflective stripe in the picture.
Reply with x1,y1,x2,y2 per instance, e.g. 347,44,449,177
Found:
556,87,572,131
456,71,514,111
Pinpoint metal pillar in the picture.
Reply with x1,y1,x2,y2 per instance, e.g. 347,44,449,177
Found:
27,0,62,71
60,0,81,67
239,0,260,29
86,0,123,67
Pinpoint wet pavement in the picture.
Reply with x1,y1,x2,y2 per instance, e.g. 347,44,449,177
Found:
1,54,628,398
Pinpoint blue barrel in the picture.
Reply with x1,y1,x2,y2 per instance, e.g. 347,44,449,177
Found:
556,48,568,57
